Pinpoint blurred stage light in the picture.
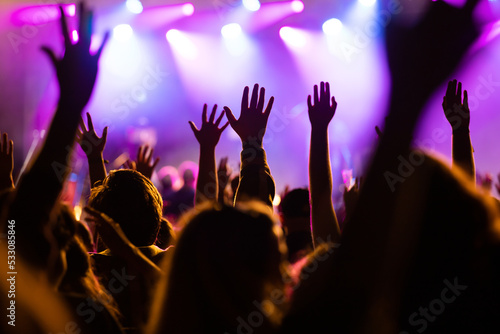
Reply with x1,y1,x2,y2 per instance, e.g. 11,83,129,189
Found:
71,30,79,43
66,4,76,17
126,0,143,14
113,24,133,42
359,0,376,6
182,3,195,16
323,18,343,36
279,26,306,48
166,29,198,59
243,0,261,11
291,0,304,13
221,23,242,39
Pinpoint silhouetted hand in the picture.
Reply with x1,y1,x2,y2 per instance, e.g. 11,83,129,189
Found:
386,0,480,101
124,145,160,179
76,112,108,159
0,133,14,190
442,80,470,133
41,3,109,109
189,104,229,149
224,84,274,147
308,82,337,130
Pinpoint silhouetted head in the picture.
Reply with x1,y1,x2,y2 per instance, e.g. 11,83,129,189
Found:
150,202,288,334
280,188,310,221
88,169,163,247
182,169,195,186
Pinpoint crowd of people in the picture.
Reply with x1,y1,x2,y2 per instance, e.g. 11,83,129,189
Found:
1,0,500,333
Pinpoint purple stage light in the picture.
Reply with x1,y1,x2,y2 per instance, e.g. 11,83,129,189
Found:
291,0,304,13
243,0,261,12
11,3,76,26
182,3,195,16
126,0,144,14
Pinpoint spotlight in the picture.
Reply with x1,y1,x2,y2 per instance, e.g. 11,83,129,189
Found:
166,29,198,59
66,4,76,17
322,18,343,36
221,23,242,39
71,30,79,43
291,0,304,13
359,0,376,7
126,0,143,14
279,26,306,48
243,0,261,11
113,24,133,42
182,3,195,16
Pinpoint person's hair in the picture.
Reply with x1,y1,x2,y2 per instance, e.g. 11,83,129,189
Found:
88,169,163,247
155,218,175,250
149,202,287,334
279,188,310,219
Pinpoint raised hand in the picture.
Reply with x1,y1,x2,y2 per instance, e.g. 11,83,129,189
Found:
189,104,229,149
135,145,160,180
308,81,337,130
224,84,274,147
442,80,470,133
77,112,108,159
0,132,14,190
386,0,480,101
41,3,109,109
343,177,360,222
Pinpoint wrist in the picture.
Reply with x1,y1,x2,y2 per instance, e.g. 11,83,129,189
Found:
452,127,470,136
87,153,104,162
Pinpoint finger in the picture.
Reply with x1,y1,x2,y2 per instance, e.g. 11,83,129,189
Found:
257,87,265,112
86,113,95,132
250,84,259,110
307,95,312,109
8,140,13,157
215,109,225,127
79,4,92,47
264,96,274,118
241,86,249,112
75,131,83,142
146,147,154,163
209,104,217,123
79,115,87,132
137,146,143,163
446,80,453,97
313,85,319,105
463,90,469,111
320,81,325,101
457,81,462,101
375,126,383,138
96,31,110,59
331,96,337,109
152,157,160,169
224,107,237,127
325,82,331,102
188,121,199,134
220,121,230,132
102,126,108,142
40,46,58,68
59,5,71,47
202,104,208,124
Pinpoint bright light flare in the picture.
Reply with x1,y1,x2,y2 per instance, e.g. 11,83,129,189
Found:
323,18,343,36
166,29,198,59
66,4,76,17
359,0,376,6
71,30,79,42
113,24,133,42
126,0,144,14
243,0,261,11
182,3,195,16
279,26,307,48
291,0,304,13
221,23,242,39
273,194,281,207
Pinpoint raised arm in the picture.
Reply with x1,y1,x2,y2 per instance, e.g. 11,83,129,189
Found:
442,79,475,179
224,84,275,208
307,82,341,247
217,157,231,205
189,104,228,204
77,112,108,187
0,132,14,192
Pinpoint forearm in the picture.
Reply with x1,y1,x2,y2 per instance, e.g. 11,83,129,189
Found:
195,146,217,205
87,154,107,188
309,128,340,246
452,130,475,180
235,143,275,209
0,175,14,192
